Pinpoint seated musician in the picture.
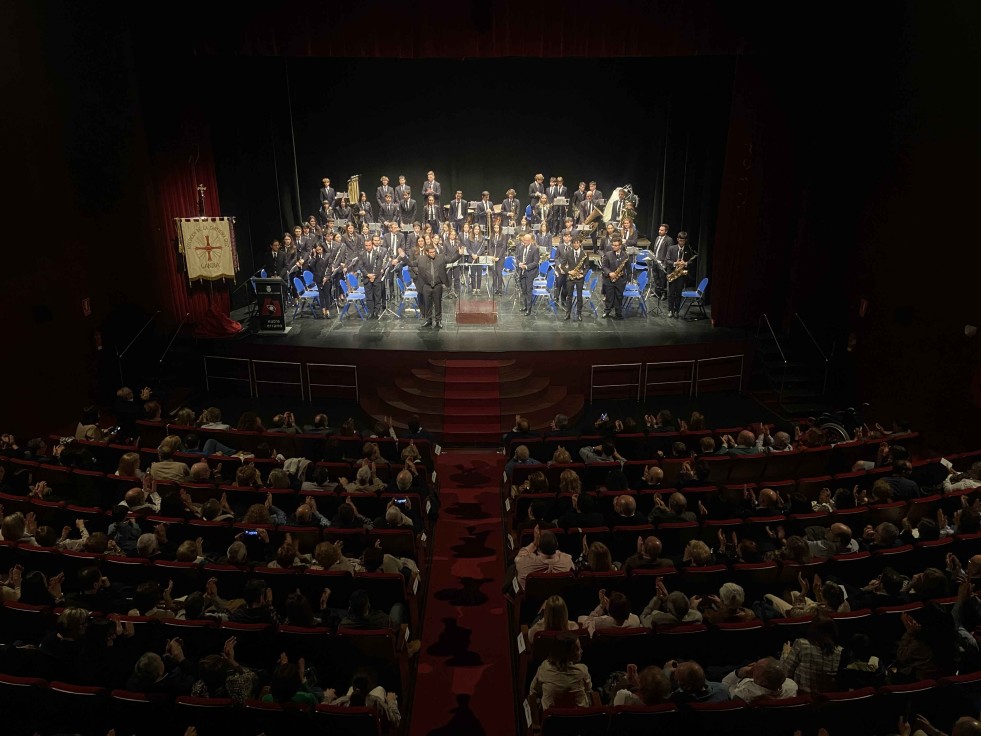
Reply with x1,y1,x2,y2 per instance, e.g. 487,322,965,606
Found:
334,196,352,223
621,218,639,250
532,194,550,227
317,200,333,227
579,191,596,224
355,192,374,229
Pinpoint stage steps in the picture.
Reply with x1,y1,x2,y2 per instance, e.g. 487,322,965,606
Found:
360,357,584,445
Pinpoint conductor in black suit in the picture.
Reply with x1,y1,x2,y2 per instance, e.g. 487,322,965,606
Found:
601,236,629,320
515,232,540,315
413,241,463,329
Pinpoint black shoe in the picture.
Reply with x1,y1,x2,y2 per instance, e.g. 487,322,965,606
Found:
603,312,611,318
421,320,432,327
613,314,624,320
434,321,442,329
577,315,583,322
563,313,571,320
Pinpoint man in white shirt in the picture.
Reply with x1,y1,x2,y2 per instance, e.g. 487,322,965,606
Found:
514,527,574,589
721,657,798,702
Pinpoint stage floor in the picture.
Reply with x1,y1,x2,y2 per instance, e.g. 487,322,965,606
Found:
232,291,744,353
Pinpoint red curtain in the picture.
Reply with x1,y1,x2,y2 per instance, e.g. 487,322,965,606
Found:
145,112,234,330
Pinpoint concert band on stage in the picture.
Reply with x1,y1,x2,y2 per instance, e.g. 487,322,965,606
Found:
263,171,697,322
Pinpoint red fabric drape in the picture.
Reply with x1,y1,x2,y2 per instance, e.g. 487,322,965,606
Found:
145,112,236,332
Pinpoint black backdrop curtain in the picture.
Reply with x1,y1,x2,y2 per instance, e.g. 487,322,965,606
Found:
206,55,733,309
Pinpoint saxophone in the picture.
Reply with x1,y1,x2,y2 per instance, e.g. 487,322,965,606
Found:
609,252,629,281
667,253,697,282
568,252,590,280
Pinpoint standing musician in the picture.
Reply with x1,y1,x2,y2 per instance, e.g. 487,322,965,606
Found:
444,227,464,296
359,235,386,320
532,194,550,227
571,181,587,213
601,236,629,320
412,240,463,329
610,188,629,224
449,190,467,233
515,232,540,315
394,175,410,202
528,173,545,202
666,231,690,319
378,193,399,228
354,192,374,230
382,221,403,256
399,189,417,226
423,194,443,232
515,216,533,244
323,233,345,310
474,191,495,231
281,233,301,281
488,220,508,295
376,176,394,209
553,230,574,309
466,223,486,294
308,243,333,319
319,178,335,210
422,170,442,205
334,196,353,224
651,223,674,300
561,236,590,321
501,189,521,227
550,176,569,234
290,225,307,258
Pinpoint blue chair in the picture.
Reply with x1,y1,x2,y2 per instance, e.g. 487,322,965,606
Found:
401,266,413,288
292,277,321,319
531,273,557,316
337,279,367,321
346,272,365,296
502,255,517,297
302,270,316,288
395,277,421,319
538,260,551,277
581,271,600,317
632,249,651,279
681,277,709,320
623,270,648,317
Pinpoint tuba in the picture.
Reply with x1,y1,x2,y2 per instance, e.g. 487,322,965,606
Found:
584,201,603,227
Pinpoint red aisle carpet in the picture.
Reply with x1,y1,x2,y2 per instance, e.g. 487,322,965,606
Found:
441,360,501,445
408,451,514,735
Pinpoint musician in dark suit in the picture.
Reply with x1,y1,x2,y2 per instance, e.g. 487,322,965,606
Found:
465,224,487,293
532,194,550,227
666,231,690,319
551,177,569,234
359,236,387,320
528,173,545,201
534,221,551,253
413,241,463,328
319,178,336,209
488,221,508,295
382,221,403,256
394,175,410,202
571,182,587,212
354,192,374,230
376,176,395,209
264,240,288,281
316,201,334,228
399,191,417,226
588,181,603,204
501,189,521,226
334,196,352,223
610,189,628,223
596,222,617,254
378,194,399,228
448,190,467,233
621,218,639,250
651,223,675,299
553,231,574,310
578,191,597,225
422,171,442,205
309,243,334,318
422,194,442,232
515,232,540,315
601,236,629,320
561,236,589,321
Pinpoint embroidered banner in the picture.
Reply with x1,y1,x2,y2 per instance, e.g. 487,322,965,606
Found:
176,217,239,283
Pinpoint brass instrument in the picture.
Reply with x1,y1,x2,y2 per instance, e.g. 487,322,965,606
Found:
667,253,697,282
347,175,360,207
609,252,629,281
584,202,603,227
568,252,590,280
